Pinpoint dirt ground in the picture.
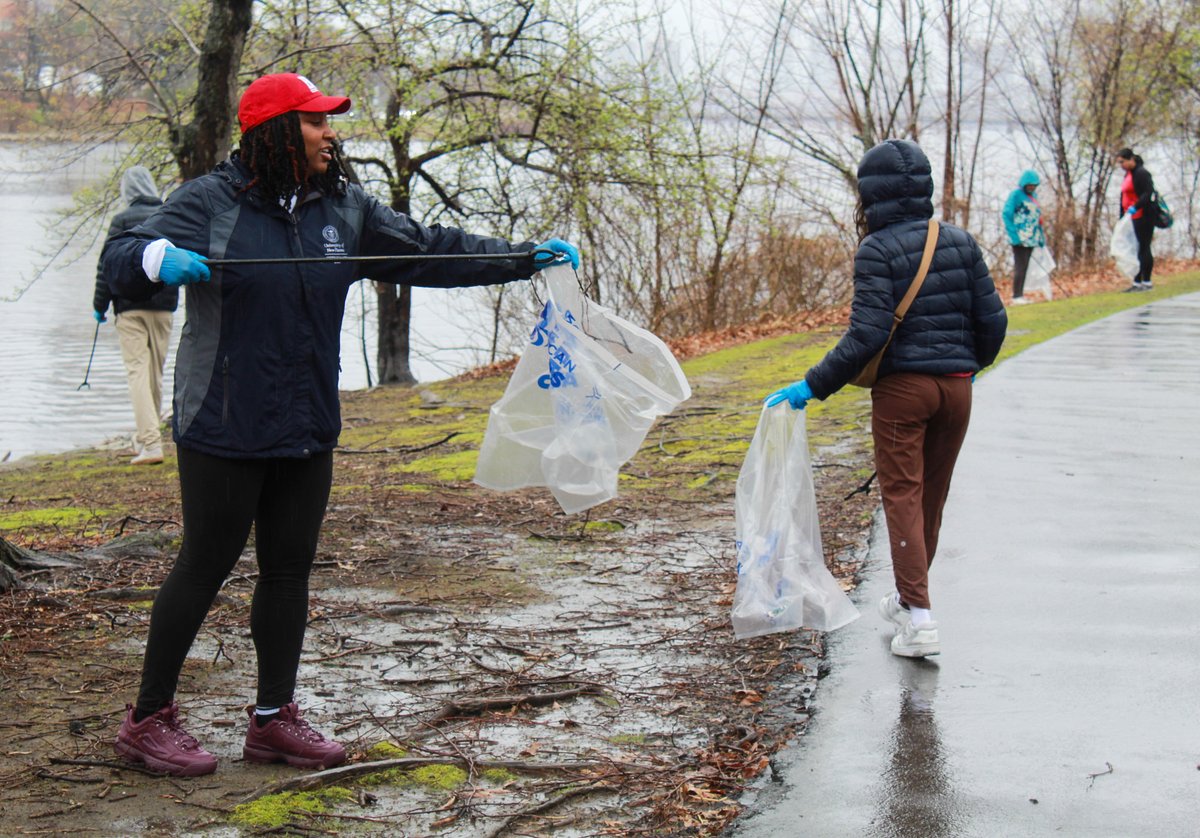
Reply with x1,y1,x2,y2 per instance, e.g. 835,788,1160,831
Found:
0,333,880,836
4,257,1193,836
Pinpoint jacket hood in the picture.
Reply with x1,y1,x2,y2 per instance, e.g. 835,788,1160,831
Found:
120,166,160,206
1018,169,1040,189
857,139,934,232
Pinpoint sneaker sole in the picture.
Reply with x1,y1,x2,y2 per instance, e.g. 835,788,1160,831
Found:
243,744,347,770
114,739,217,777
891,641,941,658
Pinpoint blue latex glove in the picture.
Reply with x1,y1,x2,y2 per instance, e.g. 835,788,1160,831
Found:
160,246,211,286
1126,205,1136,216
531,238,580,270
765,379,813,410
93,310,106,324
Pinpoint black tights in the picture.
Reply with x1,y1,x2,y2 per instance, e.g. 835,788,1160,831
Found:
1132,215,1155,284
136,447,332,714
1011,246,1032,298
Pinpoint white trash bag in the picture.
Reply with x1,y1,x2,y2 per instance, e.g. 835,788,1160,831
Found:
474,264,691,514
732,405,859,639
1109,215,1140,279
1025,246,1055,300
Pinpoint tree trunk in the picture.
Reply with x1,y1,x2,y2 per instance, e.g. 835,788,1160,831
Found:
1,535,45,591
0,559,18,592
375,282,417,385
173,0,254,179
941,0,956,224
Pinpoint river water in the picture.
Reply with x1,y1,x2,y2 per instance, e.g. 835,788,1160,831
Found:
0,142,515,463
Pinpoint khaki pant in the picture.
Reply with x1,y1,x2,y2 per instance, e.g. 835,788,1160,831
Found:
115,310,173,452
871,373,972,610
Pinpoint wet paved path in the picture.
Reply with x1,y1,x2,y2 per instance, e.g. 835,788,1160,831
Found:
732,293,1200,837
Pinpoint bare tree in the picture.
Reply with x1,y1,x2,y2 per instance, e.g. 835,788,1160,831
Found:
297,0,597,384
757,0,931,193
937,0,999,227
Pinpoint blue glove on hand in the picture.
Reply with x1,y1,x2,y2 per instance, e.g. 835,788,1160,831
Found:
160,246,211,286
93,310,106,324
532,238,580,270
765,379,813,410
1126,205,1136,216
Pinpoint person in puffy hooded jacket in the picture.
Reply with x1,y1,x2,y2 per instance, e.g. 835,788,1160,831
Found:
93,166,178,464
1001,169,1046,304
101,72,580,778
766,139,1007,660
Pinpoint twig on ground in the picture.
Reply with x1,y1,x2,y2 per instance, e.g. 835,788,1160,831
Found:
48,756,167,777
239,756,621,803
843,470,876,500
483,783,615,838
1087,761,1114,790
423,687,601,726
337,432,460,455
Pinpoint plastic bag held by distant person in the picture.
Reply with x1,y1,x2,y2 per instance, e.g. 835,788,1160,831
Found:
1109,215,1140,280
474,265,691,514
1025,246,1055,300
732,406,859,639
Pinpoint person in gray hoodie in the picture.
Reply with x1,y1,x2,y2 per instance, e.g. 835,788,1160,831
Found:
93,166,178,464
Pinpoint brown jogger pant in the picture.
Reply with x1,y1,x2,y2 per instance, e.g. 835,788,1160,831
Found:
871,373,972,610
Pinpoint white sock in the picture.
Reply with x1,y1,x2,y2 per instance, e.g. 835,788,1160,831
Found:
909,607,933,626
255,706,281,717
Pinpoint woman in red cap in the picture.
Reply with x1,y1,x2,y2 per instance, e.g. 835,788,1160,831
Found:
101,73,579,777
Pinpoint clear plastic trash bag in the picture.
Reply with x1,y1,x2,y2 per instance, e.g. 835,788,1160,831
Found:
1109,215,1140,279
474,264,691,514
1025,246,1055,300
732,405,859,639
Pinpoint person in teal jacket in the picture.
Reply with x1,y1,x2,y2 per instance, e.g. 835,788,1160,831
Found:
1001,170,1046,304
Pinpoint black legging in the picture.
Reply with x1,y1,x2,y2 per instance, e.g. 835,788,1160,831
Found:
136,447,333,714
1011,246,1033,298
1132,215,1155,284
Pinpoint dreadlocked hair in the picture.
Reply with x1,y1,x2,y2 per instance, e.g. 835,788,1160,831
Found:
238,111,347,204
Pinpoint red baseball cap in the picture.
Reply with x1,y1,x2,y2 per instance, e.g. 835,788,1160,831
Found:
238,73,351,133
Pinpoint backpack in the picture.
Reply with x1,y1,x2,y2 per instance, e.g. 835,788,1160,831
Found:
1153,191,1174,229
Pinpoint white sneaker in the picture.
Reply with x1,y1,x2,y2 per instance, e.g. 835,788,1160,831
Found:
891,621,940,658
130,447,164,465
1010,296,1029,305
878,592,910,628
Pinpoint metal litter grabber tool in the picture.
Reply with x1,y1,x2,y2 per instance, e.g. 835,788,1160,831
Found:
201,249,562,267
77,321,100,390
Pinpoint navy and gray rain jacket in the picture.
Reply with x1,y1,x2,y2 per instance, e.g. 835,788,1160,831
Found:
805,139,1007,399
101,154,536,459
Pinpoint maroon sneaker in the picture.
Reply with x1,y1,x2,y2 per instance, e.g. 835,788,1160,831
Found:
243,703,347,769
113,703,217,777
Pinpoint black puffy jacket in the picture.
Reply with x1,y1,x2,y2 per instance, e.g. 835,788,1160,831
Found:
101,154,536,459
805,140,1007,399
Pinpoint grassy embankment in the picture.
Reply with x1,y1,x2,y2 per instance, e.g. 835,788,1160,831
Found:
2,271,1199,542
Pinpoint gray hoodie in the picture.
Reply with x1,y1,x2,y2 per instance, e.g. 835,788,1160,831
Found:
94,166,178,315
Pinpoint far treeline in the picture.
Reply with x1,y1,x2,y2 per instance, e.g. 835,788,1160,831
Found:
4,0,1200,382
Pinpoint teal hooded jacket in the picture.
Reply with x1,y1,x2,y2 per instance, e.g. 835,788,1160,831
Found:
1002,170,1046,247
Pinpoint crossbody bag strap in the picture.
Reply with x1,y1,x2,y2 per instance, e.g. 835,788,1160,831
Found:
890,220,940,327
